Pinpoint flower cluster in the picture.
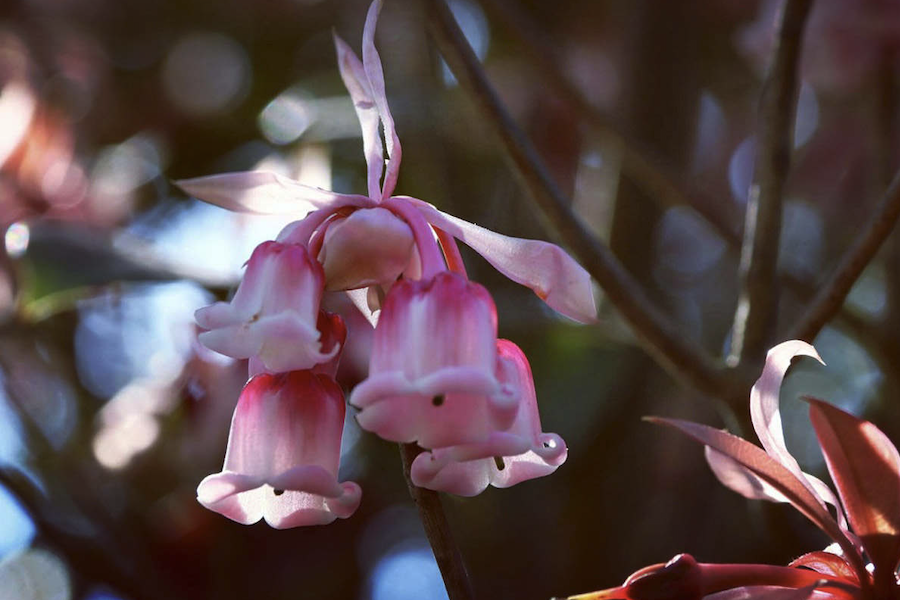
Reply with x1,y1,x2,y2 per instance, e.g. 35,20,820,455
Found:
564,340,900,600
183,0,595,528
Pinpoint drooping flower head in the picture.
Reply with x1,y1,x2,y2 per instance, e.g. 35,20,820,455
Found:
350,272,517,448
562,340,900,600
195,240,337,373
410,339,567,496
197,371,361,528
184,0,595,527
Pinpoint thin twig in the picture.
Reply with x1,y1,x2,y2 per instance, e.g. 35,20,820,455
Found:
474,0,869,341
790,167,900,342
0,468,168,600
399,443,475,600
426,0,732,399
474,0,742,245
729,0,814,364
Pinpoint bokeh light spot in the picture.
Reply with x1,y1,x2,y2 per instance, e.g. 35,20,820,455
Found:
258,89,314,145
366,545,448,600
5,222,29,258
162,33,251,117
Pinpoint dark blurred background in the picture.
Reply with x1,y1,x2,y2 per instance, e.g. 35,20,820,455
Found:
0,0,899,598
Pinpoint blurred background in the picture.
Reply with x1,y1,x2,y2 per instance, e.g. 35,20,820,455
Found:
0,0,899,598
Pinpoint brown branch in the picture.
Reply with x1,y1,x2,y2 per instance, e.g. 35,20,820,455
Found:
426,0,732,398
790,167,900,341
474,0,742,246
0,467,172,600
729,0,814,364
477,0,867,340
399,443,475,600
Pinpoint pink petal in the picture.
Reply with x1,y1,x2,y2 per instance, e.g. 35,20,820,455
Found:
195,241,335,372
317,207,414,291
197,372,361,527
350,273,518,448
648,417,853,554
808,398,900,580
750,341,848,529
175,171,375,214
362,0,401,199
333,33,384,200
407,198,596,323
351,367,508,448
409,340,567,495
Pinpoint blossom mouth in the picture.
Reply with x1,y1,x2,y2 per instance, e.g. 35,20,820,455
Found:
350,366,515,448
196,467,362,528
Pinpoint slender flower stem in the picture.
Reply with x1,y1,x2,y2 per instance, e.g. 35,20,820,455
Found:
425,0,733,399
399,443,476,600
435,227,468,277
728,0,814,365
383,197,446,279
275,206,340,246
789,166,900,342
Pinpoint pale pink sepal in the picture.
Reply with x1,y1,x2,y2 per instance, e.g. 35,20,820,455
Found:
750,341,848,529
410,340,566,496
195,241,337,372
196,371,361,528
248,311,347,379
175,171,375,215
333,32,384,200
362,0,401,199
318,207,414,291
349,272,517,448
407,198,597,324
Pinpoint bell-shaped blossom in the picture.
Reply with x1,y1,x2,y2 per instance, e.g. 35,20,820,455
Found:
195,241,338,373
316,207,415,291
175,0,597,325
349,271,518,449
565,340,900,600
248,310,347,379
410,340,567,496
197,371,361,528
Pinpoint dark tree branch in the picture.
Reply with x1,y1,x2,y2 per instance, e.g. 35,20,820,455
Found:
426,0,733,399
399,443,475,600
790,167,900,342
474,0,742,245
729,0,814,364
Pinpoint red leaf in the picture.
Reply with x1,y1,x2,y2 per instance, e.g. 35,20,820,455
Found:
807,399,900,578
647,417,861,571
789,551,858,583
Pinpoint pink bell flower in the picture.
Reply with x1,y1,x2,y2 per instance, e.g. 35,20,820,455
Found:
248,310,347,379
316,207,415,292
410,339,567,496
197,370,361,528
195,241,338,373
349,271,519,449
175,0,596,324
